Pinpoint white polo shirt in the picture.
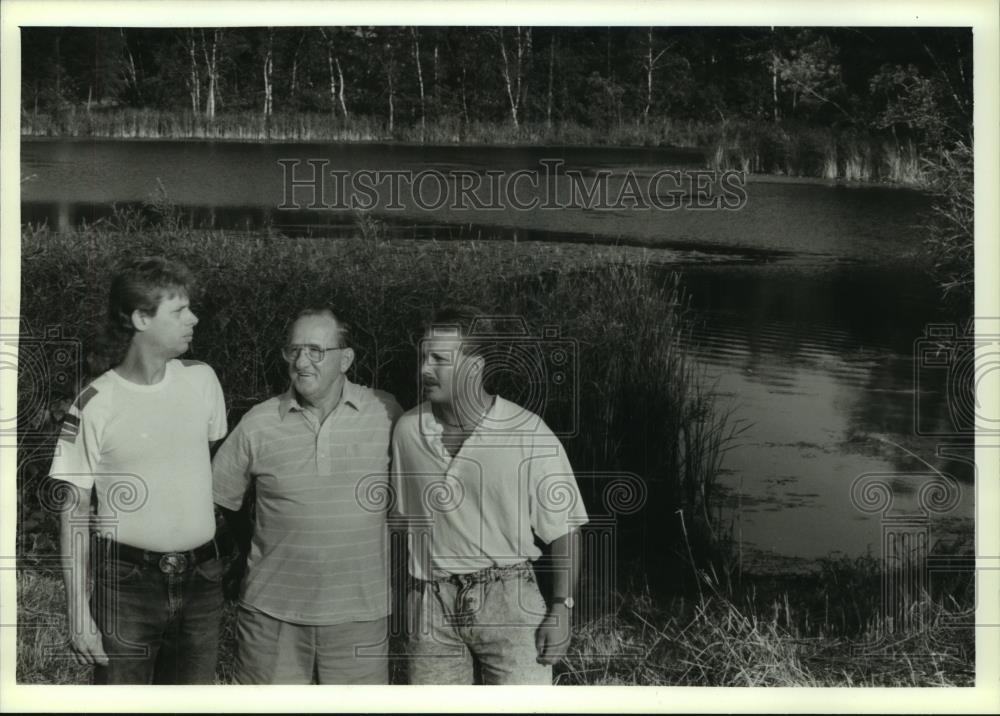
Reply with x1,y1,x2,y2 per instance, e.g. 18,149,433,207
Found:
390,397,588,580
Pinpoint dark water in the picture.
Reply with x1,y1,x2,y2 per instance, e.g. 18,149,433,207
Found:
20,138,972,571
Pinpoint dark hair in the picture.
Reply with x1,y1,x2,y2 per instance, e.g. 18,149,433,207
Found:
107,257,197,340
425,305,496,359
287,306,353,349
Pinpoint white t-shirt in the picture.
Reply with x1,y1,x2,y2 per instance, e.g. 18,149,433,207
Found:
390,397,588,580
49,359,227,551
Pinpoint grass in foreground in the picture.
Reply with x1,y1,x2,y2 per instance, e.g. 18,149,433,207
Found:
558,570,973,687
17,560,974,686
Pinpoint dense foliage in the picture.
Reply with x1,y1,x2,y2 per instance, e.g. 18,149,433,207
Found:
21,27,971,149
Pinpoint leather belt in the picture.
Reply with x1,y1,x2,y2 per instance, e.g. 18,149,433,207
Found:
99,537,222,575
417,561,532,591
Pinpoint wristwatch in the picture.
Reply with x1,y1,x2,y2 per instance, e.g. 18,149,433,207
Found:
552,596,575,609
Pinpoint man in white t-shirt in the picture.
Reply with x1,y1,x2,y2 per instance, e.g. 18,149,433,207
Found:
391,306,588,684
48,257,228,684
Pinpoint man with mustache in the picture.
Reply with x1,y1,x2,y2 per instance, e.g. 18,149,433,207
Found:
212,306,401,684
391,305,588,684
50,257,228,684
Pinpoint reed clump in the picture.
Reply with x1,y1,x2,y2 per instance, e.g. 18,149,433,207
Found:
707,122,930,185
558,552,973,686
22,108,938,187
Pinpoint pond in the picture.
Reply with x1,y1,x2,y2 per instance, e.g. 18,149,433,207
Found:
20,138,973,572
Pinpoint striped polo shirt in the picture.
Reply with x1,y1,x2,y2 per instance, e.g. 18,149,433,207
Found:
212,380,402,626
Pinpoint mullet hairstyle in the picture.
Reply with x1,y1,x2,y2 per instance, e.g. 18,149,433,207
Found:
86,256,198,377
107,256,198,340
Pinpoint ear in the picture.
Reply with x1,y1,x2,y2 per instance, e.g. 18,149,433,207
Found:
131,308,150,333
340,347,355,373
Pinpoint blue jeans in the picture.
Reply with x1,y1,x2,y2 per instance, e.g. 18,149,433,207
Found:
406,564,552,685
92,549,224,684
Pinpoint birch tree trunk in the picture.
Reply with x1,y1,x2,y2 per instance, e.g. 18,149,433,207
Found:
335,57,348,120
433,42,440,110
319,29,349,122
187,30,201,115
770,27,780,122
498,27,531,129
546,35,555,130
262,29,273,118
121,29,140,101
201,29,221,120
289,32,304,102
319,29,338,119
460,66,469,126
771,50,780,122
387,70,395,133
645,28,654,122
412,28,426,136
642,28,669,124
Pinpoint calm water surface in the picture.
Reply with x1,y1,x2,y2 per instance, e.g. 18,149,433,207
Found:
21,138,972,571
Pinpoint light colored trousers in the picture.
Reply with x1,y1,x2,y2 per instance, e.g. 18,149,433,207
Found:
233,607,389,684
406,565,552,685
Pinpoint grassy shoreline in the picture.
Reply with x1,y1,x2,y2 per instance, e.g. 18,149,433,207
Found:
17,555,974,686
22,109,934,186
15,217,973,685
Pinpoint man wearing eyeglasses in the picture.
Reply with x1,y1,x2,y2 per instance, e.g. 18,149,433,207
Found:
212,307,401,684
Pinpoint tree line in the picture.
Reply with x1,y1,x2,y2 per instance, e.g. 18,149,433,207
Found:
21,26,971,148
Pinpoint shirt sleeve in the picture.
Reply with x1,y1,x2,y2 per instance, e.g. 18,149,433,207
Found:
389,427,404,516
203,366,228,442
527,439,589,544
211,420,252,510
48,390,103,490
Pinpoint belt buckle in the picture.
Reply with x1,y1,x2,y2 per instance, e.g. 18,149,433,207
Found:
159,552,188,574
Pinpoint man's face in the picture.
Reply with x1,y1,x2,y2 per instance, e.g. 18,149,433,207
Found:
287,315,352,404
138,291,198,358
420,329,480,405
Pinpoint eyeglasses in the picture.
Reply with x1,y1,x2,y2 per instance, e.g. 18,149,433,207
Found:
281,344,341,363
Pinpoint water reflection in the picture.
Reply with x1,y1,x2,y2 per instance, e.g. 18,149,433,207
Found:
679,264,972,568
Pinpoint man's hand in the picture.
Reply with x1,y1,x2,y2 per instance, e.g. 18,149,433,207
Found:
68,615,108,667
58,482,108,667
535,603,572,665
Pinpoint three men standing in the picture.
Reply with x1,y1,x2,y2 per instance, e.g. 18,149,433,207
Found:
212,307,401,684
53,276,584,686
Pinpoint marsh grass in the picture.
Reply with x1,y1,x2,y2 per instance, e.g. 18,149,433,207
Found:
19,109,719,149
921,141,973,302
22,108,936,186
15,215,971,685
17,554,973,686
558,547,974,687
707,122,930,185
